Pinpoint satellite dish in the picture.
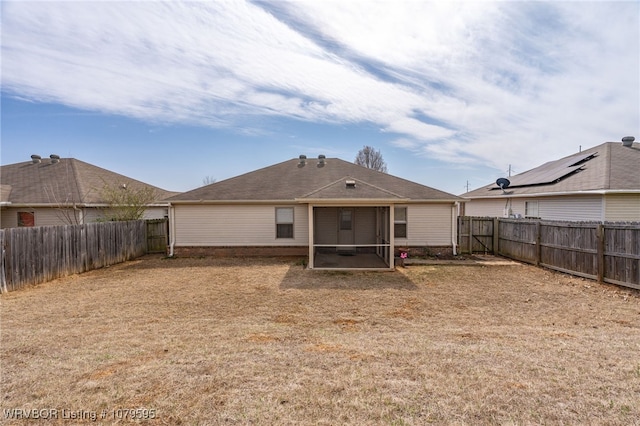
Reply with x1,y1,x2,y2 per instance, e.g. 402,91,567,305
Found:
496,177,511,190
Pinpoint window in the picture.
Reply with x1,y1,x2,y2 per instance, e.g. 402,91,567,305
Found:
394,207,407,238
276,207,294,238
17,211,35,227
340,209,353,231
525,201,539,218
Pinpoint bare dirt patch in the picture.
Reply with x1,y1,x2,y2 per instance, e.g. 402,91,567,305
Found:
1,255,639,425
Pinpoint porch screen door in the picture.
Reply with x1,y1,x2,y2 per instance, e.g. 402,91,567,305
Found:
337,208,355,253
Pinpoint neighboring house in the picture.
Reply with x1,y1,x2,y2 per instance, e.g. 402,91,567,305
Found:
0,154,177,228
166,155,463,270
461,139,640,222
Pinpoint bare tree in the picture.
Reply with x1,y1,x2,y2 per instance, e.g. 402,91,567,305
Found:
101,182,157,221
43,161,92,225
355,145,388,173
202,176,217,186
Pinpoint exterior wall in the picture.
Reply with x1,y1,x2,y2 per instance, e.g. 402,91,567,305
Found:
173,204,309,246
83,208,108,223
604,194,640,221
1,205,170,228
173,246,307,257
355,207,376,244
464,198,527,218
314,207,377,245
395,203,454,246
1,207,81,228
537,195,602,221
143,206,169,220
465,195,604,221
314,207,338,244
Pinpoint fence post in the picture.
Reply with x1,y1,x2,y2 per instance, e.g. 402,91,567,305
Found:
468,217,473,255
492,218,499,255
0,230,7,294
596,224,604,283
535,221,541,266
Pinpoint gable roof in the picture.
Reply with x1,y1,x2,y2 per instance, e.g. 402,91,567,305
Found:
462,141,640,199
168,157,461,203
0,157,177,206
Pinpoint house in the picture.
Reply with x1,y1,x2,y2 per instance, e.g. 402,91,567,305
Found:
166,155,464,270
0,154,177,228
461,139,640,222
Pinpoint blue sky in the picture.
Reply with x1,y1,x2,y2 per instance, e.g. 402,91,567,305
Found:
1,1,638,195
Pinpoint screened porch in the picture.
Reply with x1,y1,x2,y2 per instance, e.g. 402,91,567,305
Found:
308,206,394,270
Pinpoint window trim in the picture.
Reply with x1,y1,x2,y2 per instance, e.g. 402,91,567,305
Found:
339,209,353,231
17,211,35,227
525,201,539,218
275,207,294,239
394,206,407,239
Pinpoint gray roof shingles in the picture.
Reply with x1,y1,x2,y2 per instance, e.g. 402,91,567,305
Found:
168,157,461,202
1,158,177,205
462,142,640,198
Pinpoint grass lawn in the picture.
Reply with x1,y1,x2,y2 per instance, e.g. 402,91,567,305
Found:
1,256,639,425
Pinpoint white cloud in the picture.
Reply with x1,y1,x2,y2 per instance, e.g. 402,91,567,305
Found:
1,0,638,179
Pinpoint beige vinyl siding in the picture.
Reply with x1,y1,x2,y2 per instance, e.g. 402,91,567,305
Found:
314,207,338,244
464,199,503,217
355,207,376,244
538,196,602,221
1,207,79,228
400,204,453,246
143,207,169,220
464,198,527,218
174,204,308,246
82,208,108,223
604,194,640,221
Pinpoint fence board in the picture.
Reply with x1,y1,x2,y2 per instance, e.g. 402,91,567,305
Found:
0,220,147,292
458,217,495,254
461,217,640,290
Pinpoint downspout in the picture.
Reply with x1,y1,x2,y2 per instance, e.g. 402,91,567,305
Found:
452,203,458,256
168,203,175,257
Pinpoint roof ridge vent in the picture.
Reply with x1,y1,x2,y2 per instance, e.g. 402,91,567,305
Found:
31,154,41,164
50,154,60,164
622,136,635,147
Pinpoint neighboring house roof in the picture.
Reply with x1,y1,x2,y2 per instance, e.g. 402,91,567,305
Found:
168,157,461,203
462,141,640,199
0,156,178,206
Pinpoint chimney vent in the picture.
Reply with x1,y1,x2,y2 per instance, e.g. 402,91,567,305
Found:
31,154,41,164
50,154,60,163
622,136,635,147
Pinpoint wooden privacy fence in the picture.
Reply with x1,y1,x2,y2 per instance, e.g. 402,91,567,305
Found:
146,219,169,253
0,220,147,293
458,217,640,290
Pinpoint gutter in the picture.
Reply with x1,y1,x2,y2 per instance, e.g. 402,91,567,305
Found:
463,189,640,200
452,202,458,255
168,203,175,257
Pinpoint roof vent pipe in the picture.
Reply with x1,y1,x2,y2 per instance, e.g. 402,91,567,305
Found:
31,154,41,164
50,154,60,163
622,136,635,147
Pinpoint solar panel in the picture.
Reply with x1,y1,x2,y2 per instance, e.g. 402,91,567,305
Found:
493,152,597,189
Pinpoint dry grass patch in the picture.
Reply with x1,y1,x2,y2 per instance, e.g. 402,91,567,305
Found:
1,255,640,425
